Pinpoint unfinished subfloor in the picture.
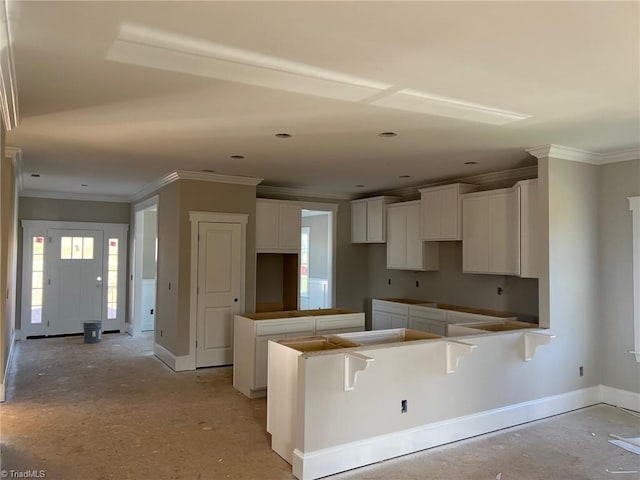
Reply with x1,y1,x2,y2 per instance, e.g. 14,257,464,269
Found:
1,333,638,480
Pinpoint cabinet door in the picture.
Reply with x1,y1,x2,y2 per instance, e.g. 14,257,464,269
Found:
421,189,442,240
426,319,447,337
519,180,538,278
386,206,406,269
488,191,519,275
462,195,490,273
367,198,386,243
351,201,368,243
440,186,460,240
255,334,281,389
278,204,302,251
256,201,279,250
405,203,424,269
390,314,408,329
373,311,392,330
409,316,428,332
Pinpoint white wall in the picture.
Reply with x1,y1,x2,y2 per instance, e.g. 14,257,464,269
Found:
599,159,640,393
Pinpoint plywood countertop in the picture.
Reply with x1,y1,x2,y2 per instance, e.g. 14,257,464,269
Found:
380,298,536,322
240,308,360,321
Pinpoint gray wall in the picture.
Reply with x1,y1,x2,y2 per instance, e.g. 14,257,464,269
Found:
171,179,257,356
142,210,157,280
365,242,539,327
539,157,602,390
19,197,130,223
599,159,640,393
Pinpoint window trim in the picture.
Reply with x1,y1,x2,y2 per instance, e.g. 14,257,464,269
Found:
629,196,640,363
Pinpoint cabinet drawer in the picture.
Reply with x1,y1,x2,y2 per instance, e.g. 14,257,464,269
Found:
372,300,409,316
408,305,446,321
255,318,315,336
315,314,365,332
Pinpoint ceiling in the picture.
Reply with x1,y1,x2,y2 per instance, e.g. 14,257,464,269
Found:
6,1,640,201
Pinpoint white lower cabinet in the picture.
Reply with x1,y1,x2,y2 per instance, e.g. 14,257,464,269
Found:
372,299,410,330
234,310,365,398
409,305,447,335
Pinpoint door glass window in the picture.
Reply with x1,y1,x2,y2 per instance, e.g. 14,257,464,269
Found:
107,238,119,319
61,236,94,260
31,236,45,324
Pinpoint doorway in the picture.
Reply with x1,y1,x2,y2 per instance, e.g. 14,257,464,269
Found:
131,198,158,336
300,209,335,310
21,221,128,338
189,212,247,369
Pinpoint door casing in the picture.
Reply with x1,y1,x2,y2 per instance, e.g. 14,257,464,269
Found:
186,211,248,370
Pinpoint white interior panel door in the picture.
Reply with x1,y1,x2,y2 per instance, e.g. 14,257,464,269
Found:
196,222,242,367
46,229,104,335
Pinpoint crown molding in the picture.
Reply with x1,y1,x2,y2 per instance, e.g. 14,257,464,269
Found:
5,145,22,191
20,190,130,203
526,144,640,164
0,0,19,131
257,185,352,201
130,170,263,202
369,165,538,200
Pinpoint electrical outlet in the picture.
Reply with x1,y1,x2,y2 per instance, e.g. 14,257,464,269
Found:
401,399,408,413
415,280,419,288
160,330,163,337
388,278,391,285
579,366,584,377
497,287,503,295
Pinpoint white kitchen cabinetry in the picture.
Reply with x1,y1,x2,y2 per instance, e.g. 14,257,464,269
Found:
409,305,447,336
351,196,398,243
233,310,365,398
516,179,539,278
256,199,302,253
462,188,520,275
387,201,439,271
372,299,410,330
419,183,477,241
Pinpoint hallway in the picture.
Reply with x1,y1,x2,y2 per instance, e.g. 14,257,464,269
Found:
1,334,638,480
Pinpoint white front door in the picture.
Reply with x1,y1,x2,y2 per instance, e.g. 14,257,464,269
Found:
46,229,104,335
196,222,242,367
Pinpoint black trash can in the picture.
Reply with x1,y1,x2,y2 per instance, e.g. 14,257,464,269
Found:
83,321,102,344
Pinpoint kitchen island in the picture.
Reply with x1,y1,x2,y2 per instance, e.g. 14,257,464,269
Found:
233,308,365,398
268,322,555,480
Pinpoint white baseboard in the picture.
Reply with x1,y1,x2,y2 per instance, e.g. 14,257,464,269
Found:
293,386,602,480
601,385,640,412
1,330,17,403
153,343,194,372
14,329,20,341
125,323,134,335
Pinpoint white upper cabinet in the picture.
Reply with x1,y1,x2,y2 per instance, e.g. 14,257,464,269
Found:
516,179,539,278
462,188,520,275
419,183,478,241
387,201,439,271
256,199,301,253
351,196,398,243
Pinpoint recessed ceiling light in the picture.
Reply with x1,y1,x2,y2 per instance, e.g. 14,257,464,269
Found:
202,169,216,173
81,184,88,187
399,175,411,178
355,184,365,188
275,133,292,138
464,161,479,165
378,132,397,138
230,155,245,159
30,173,40,178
